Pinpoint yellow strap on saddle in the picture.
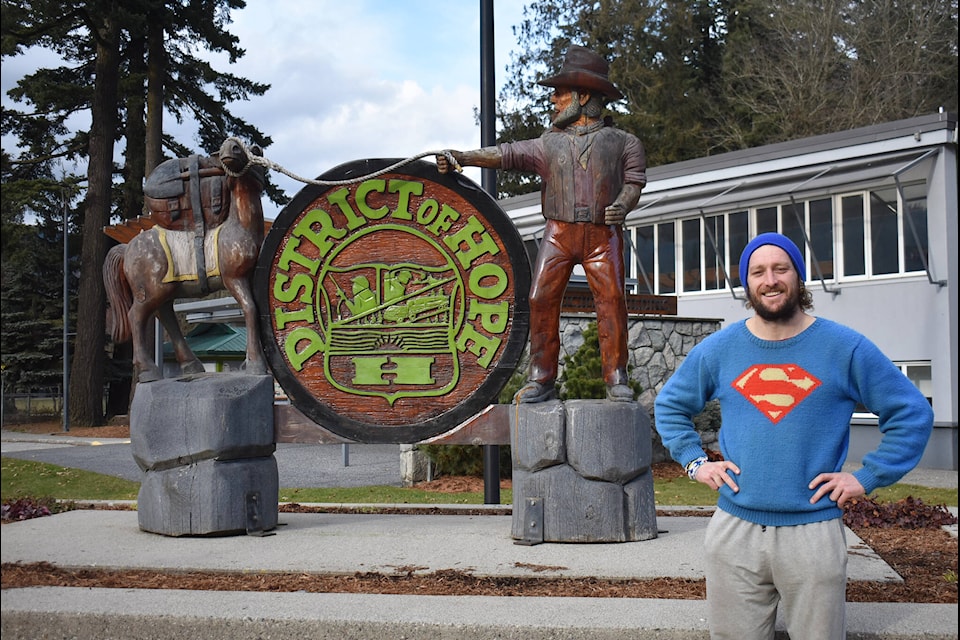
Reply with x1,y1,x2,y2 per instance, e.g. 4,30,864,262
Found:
159,226,223,284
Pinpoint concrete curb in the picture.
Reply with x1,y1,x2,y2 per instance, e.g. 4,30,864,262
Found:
1,588,957,640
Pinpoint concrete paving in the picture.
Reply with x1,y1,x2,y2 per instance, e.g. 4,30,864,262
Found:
1,430,957,639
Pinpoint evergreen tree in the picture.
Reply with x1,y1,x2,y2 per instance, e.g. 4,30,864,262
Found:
496,0,732,187
0,153,80,400
1,0,275,425
557,321,641,401
495,0,958,197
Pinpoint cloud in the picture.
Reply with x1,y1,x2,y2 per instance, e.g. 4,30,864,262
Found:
2,0,528,219
212,0,524,217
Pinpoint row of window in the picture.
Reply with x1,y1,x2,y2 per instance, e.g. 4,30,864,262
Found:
626,182,929,295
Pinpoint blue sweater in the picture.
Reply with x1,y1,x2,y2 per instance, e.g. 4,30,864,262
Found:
654,318,933,527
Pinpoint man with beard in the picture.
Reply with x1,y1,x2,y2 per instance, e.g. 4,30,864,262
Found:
654,232,933,640
436,45,645,403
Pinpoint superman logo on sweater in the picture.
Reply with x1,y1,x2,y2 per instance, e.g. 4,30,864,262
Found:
732,364,822,424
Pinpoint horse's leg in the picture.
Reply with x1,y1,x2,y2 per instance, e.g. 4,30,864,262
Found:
128,299,164,383
225,277,268,375
156,301,205,375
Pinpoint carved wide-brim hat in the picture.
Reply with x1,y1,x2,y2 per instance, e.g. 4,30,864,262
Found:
538,45,623,100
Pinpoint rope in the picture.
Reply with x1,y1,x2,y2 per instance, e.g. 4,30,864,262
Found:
224,138,462,186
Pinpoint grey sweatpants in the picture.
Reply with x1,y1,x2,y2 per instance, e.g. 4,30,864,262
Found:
704,509,848,640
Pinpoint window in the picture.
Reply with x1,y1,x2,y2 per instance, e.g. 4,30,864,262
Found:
729,211,749,288
806,198,833,280
682,218,701,292
627,179,925,296
841,195,866,277
781,203,808,281
869,188,900,275
635,225,655,294
904,363,933,405
658,222,676,294
756,206,777,233
902,183,929,273
704,215,726,290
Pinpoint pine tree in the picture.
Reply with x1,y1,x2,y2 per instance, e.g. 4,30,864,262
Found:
2,0,275,424
557,321,641,400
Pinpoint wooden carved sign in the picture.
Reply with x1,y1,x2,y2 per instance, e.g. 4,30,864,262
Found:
254,159,531,443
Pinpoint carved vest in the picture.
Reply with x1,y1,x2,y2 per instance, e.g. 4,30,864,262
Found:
540,126,631,224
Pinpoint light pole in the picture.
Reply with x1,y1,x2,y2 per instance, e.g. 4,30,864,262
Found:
62,188,70,432
480,0,500,505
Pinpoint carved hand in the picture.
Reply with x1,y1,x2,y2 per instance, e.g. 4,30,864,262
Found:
604,202,626,225
435,150,462,174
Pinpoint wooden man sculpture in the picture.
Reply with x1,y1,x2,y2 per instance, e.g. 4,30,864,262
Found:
438,45,646,402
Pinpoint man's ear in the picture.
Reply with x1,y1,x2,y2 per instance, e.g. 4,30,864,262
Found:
578,91,591,106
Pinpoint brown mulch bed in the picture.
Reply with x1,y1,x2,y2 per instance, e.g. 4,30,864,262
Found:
4,422,132,439
2,422,956,603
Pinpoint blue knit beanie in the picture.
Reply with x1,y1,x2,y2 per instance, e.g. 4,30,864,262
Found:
739,232,806,287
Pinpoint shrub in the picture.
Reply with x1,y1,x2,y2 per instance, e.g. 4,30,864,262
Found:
419,444,512,478
1,496,73,522
558,321,642,400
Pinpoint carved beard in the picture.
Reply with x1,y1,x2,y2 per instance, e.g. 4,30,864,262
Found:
552,91,582,129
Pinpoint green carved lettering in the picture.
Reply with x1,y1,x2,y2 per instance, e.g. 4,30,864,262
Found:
284,327,324,370
388,179,423,220
277,236,320,274
325,188,366,230
391,356,435,384
468,262,508,299
356,179,389,220
416,199,440,225
425,203,459,236
275,305,315,330
352,356,436,385
353,356,389,385
456,323,500,368
273,272,314,304
444,215,500,269
467,300,509,333
294,208,346,257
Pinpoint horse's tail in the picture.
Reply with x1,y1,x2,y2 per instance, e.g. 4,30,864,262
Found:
103,244,132,343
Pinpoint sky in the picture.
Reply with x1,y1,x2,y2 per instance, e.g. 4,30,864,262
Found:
0,0,532,221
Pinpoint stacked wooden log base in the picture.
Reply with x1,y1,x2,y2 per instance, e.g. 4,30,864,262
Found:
511,400,658,543
130,374,278,537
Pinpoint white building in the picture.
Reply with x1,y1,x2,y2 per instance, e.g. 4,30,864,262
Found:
500,111,957,471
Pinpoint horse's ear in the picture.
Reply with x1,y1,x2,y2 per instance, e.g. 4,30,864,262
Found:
251,145,263,157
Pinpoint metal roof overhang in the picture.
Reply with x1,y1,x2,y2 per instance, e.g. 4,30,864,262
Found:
503,150,935,240
628,148,937,226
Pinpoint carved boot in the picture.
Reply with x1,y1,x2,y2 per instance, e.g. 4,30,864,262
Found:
514,380,557,403
606,368,634,402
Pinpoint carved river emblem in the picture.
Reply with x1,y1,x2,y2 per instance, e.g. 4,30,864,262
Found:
255,159,530,442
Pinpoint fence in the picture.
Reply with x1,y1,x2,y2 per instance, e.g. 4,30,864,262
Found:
1,388,63,426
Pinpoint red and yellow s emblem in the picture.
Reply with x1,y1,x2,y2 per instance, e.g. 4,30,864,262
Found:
732,364,821,424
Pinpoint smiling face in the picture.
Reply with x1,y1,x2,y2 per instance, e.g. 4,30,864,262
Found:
745,244,803,322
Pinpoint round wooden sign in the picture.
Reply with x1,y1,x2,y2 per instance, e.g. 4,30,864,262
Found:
254,159,530,443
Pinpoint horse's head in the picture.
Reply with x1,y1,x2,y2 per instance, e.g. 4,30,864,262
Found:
218,137,266,188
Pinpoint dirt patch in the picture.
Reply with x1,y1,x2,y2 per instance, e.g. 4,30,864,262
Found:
2,526,956,602
4,422,130,439
2,421,956,602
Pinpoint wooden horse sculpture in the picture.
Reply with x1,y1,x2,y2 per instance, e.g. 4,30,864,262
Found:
104,137,269,383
